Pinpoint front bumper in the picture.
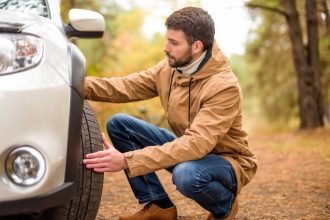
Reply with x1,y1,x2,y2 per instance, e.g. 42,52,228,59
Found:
0,182,74,216
0,86,84,216
0,63,83,215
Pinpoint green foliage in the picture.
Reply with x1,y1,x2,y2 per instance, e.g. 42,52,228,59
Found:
60,0,330,131
229,54,256,113
320,34,330,120
60,1,168,128
245,0,330,127
245,0,299,125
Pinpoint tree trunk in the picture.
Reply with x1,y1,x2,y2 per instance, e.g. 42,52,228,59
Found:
321,0,330,32
320,0,330,122
306,0,326,125
69,0,76,8
282,0,323,128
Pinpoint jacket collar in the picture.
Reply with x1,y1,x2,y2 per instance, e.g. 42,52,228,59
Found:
173,41,231,86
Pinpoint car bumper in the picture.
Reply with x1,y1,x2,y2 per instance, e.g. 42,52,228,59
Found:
0,87,84,216
0,182,75,216
0,66,74,204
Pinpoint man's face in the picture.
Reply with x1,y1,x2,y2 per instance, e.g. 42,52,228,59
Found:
164,29,193,68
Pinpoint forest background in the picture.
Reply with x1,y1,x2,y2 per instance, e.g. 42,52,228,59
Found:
61,0,330,133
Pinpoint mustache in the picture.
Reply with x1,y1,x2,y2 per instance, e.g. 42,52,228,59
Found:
165,52,175,59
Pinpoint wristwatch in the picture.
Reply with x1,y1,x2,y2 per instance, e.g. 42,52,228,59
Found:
124,151,133,158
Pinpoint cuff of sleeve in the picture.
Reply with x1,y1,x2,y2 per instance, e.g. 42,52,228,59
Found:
124,152,135,177
124,151,147,178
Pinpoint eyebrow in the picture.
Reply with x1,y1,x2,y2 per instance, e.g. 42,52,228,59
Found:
168,38,179,44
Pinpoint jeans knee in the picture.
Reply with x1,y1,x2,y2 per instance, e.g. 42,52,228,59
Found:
106,113,130,135
172,162,198,197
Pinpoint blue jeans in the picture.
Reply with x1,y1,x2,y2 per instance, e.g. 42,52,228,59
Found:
107,113,237,218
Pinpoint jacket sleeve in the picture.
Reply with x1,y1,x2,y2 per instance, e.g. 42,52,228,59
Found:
125,84,242,177
84,60,166,102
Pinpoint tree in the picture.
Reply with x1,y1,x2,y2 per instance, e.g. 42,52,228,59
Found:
320,0,330,123
246,0,328,129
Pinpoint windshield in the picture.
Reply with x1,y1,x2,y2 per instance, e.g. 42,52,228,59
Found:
0,0,48,18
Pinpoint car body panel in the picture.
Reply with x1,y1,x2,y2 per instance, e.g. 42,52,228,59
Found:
0,7,71,202
0,55,71,201
0,0,104,215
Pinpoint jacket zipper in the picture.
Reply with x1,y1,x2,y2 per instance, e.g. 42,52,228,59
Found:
188,77,193,128
167,70,175,112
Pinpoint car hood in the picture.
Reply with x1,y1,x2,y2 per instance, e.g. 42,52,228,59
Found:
0,11,49,33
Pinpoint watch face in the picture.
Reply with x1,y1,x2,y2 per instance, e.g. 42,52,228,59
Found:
125,152,133,158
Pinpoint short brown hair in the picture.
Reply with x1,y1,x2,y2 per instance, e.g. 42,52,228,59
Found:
165,7,215,49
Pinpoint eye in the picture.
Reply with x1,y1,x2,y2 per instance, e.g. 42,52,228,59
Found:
170,41,178,46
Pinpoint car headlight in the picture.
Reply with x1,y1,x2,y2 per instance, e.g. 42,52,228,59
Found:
5,146,46,186
0,34,43,75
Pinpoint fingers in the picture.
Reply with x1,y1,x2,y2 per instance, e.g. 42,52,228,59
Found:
93,167,109,173
85,162,108,169
85,149,108,159
102,133,112,150
83,134,123,173
84,161,111,173
83,157,106,164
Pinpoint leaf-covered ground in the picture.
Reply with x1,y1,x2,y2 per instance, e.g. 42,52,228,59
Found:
96,128,330,219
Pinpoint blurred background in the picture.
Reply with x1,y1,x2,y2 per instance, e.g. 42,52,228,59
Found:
61,0,330,134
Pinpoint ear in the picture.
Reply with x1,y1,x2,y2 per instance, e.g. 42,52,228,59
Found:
192,40,204,54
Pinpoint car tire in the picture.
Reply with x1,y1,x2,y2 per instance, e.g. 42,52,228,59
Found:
41,101,104,220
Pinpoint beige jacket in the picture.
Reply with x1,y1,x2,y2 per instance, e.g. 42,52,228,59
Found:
84,43,257,194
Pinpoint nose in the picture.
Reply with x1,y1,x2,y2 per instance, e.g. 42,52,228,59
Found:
163,42,170,53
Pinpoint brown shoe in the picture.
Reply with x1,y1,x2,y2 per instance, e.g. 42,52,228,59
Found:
119,203,178,220
207,198,238,220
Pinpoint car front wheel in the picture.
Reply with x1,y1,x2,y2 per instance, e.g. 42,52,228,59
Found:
42,101,104,220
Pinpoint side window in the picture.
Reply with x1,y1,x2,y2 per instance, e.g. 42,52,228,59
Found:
0,0,49,18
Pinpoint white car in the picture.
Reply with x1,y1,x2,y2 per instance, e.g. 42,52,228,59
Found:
0,0,105,219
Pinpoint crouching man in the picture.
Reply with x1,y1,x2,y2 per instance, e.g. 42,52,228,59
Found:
83,7,257,220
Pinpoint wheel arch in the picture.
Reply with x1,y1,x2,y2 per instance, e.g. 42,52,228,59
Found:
65,42,86,183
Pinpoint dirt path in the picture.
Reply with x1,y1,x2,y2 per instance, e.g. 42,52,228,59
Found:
96,134,330,220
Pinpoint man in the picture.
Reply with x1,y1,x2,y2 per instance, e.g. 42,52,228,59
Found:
83,7,257,220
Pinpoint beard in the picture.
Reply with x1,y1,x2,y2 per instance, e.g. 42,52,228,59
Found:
166,47,193,68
